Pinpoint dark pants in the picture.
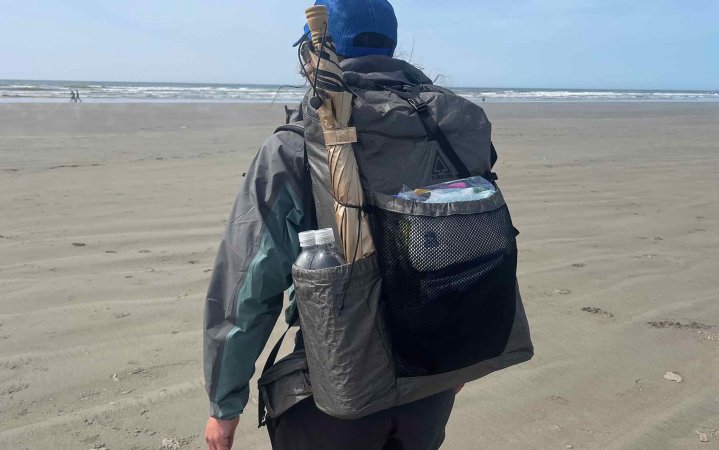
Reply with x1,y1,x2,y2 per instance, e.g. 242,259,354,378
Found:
267,390,455,450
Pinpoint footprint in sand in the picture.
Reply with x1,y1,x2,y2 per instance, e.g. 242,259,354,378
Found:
582,307,614,318
3,384,29,395
647,320,717,342
646,321,711,330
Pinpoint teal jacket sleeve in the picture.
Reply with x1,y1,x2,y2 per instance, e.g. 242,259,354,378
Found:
203,130,306,420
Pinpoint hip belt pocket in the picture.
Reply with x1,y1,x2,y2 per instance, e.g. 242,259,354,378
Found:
258,349,312,420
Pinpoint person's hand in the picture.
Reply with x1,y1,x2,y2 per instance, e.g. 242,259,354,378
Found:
454,384,465,394
205,416,240,450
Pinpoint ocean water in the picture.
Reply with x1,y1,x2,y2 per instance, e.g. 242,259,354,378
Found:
1,80,717,104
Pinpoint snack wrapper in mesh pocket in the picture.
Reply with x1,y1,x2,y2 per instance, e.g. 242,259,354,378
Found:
397,176,497,204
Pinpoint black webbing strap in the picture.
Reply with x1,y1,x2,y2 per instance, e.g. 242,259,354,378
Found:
257,318,297,428
411,96,500,179
302,144,319,231
378,86,471,179
490,142,498,169
366,83,500,181
283,106,293,125
406,97,472,179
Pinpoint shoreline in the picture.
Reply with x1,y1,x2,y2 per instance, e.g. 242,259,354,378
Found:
3,98,719,105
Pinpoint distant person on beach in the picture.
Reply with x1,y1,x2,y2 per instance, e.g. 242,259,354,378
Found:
70,90,76,102
75,90,81,103
203,0,532,449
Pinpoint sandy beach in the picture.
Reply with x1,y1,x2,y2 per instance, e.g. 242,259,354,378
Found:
1,102,718,449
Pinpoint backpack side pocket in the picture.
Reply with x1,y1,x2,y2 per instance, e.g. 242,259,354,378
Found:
292,255,396,419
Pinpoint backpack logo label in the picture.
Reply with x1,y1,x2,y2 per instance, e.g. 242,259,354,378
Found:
431,152,456,181
424,231,440,248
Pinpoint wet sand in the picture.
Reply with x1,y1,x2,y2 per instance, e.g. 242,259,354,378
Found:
1,102,718,449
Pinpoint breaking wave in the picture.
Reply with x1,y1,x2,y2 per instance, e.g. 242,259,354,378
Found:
1,80,717,104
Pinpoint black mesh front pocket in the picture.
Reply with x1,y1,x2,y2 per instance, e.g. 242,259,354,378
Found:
370,195,518,378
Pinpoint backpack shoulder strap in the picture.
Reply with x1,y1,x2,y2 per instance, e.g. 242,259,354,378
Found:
273,123,317,230
490,142,498,169
257,317,297,427
275,123,305,136
257,124,316,427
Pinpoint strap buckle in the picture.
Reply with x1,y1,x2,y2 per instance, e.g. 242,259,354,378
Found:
407,98,429,113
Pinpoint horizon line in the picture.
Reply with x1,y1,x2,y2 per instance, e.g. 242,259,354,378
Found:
1,78,717,93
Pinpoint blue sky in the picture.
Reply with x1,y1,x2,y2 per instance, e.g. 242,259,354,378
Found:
0,0,716,90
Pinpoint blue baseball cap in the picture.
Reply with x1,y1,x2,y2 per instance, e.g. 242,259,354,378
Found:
293,0,398,58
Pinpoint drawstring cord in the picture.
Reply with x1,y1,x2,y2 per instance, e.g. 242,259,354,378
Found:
338,207,363,314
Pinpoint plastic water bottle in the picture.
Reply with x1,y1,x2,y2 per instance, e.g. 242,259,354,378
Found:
309,229,346,269
295,231,318,269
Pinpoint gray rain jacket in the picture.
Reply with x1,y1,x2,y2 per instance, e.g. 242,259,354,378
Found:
203,108,307,419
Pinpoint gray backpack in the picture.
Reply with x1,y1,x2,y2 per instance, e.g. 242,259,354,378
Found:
259,56,533,424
